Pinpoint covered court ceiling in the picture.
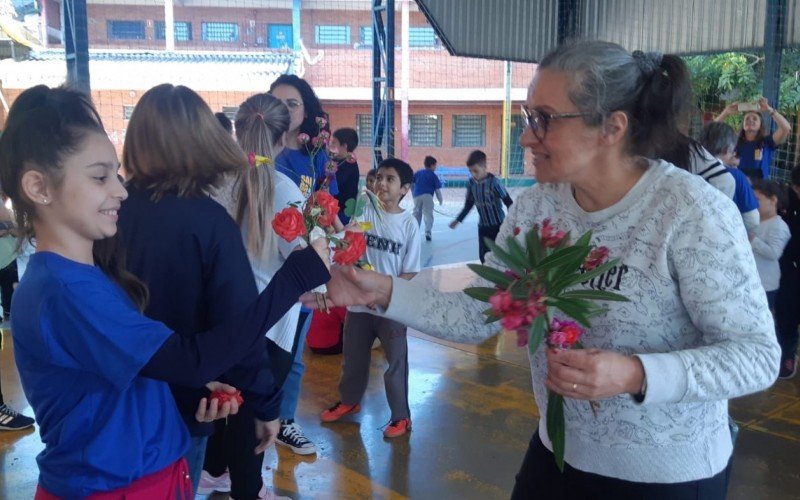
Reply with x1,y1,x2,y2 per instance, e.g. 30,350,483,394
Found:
415,0,800,62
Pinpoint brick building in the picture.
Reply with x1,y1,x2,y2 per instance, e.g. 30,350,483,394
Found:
0,0,536,175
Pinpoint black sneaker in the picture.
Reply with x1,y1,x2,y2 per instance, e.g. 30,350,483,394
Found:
276,419,316,455
425,234,432,241
0,404,34,431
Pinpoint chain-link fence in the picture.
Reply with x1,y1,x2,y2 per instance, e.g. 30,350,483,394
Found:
1,1,798,181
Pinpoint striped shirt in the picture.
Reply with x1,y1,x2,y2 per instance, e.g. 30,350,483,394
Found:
455,173,513,227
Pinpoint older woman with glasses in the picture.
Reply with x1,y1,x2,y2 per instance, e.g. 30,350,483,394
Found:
305,40,780,499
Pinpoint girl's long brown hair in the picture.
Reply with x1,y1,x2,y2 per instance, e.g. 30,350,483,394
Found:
123,84,248,199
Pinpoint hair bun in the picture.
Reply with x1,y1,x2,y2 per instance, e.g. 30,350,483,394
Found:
632,50,663,76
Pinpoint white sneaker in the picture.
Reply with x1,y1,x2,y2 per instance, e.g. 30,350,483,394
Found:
196,470,231,494
232,483,290,500
276,419,317,455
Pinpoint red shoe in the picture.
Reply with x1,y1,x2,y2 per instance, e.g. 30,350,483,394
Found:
320,402,361,422
383,418,411,438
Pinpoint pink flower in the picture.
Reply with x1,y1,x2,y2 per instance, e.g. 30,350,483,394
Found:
513,227,521,236
316,116,328,128
346,152,357,164
248,152,256,167
526,290,547,322
584,246,610,271
516,328,529,347
319,130,331,139
540,218,567,248
489,290,514,315
298,133,311,144
547,318,583,349
500,311,527,331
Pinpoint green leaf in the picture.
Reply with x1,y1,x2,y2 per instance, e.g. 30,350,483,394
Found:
555,259,620,291
536,246,591,274
573,230,592,249
343,197,359,218
467,263,513,288
484,238,527,275
559,289,629,303
548,298,595,328
527,314,548,355
525,227,544,266
482,307,500,324
505,236,529,269
463,286,498,303
547,390,566,472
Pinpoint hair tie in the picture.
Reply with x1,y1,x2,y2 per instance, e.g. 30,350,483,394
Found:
248,152,273,168
632,50,663,76
255,113,264,121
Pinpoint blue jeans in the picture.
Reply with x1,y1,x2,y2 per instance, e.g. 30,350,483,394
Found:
280,311,312,420
183,436,208,494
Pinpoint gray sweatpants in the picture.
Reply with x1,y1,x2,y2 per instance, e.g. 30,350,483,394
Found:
339,311,410,421
413,193,434,236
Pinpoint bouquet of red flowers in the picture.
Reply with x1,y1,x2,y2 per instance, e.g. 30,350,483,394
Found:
464,219,628,471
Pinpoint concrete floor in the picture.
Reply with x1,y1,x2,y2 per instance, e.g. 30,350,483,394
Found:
2,187,800,499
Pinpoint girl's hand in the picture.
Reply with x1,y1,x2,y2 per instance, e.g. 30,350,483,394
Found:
544,348,644,400
757,96,771,112
310,237,331,270
719,102,739,118
195,381,240,422
301,265,393,309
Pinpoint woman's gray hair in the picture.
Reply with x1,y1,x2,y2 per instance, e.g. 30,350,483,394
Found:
538,41,648,127
538,40,692,163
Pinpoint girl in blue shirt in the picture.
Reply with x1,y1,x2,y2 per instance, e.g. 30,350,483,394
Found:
269,74,339,198
0,85,330,499
714,97,792,179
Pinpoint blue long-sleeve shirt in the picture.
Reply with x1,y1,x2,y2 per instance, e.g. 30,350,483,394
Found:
455,173,513,227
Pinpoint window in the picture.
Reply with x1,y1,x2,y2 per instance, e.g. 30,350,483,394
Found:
314,25,350,45
268,24,293,49
359,26,373,47
222,106,239,120
409,115,441,147
452,115,486,147
357,114,372,145
155,21,192,41
107,20,145,40
123,105,135,120
202,22,239,42
408,27,437,47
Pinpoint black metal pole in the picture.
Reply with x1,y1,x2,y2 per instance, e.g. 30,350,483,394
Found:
63,0,90,93
762,0,785,120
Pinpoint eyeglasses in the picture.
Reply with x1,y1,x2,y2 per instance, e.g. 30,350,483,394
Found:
283,99,303,110
520,105,589,140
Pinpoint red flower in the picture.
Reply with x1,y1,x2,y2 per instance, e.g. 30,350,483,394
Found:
513,227,521,236
210,390,244,406
333,231,367,265
489,289,514,315
526,290,547,322
540,218,567,248
312,191,340,227
516,328,529,347
584,246,610,271
547,318,584,349
272,207,306,242
500,310,527,331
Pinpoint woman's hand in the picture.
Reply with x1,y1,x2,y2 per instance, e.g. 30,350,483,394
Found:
310,237,331,270
544,348,644,400
718,102,739,119
301,265,393,309
254,418,280,454
195,381,241,422
757,96,772,113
